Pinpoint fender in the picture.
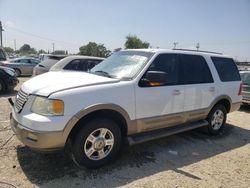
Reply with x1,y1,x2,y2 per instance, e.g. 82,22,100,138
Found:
62,103,137,143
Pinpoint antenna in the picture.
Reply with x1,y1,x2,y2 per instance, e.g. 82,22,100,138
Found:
173,42,178,49
196,43,200,51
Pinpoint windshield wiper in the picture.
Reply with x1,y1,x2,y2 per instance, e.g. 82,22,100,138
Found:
93,70,114,78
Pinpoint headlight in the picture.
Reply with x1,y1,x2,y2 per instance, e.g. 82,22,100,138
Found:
4,68,15,76
31,96,64,116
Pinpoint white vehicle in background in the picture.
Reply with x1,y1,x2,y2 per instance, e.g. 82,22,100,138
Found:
50,55,104,72
33,54,67,76
9,49,242,168
38,54,52,62
240,71,250,105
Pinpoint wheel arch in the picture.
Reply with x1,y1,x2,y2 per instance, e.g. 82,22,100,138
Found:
209,95,232,113
13,68,22,75
63,104,134,145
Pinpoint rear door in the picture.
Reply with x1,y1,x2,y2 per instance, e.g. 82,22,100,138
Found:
179,54,215,120
64,59,84,71
19,59,32,74
87,60,101,71
28,59,40,74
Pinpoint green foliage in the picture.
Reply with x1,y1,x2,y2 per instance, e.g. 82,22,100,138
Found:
19,44,37,54
19,44,31,52
3,47,14,54
38,49,47,54
124,35,150,49
79,42,111,57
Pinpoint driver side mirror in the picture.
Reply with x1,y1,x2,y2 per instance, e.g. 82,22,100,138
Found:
139,71,167,87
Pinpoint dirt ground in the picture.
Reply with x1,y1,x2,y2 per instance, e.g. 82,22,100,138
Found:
0,77,249,188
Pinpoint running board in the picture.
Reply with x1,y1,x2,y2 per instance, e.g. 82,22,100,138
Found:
127,120,208,145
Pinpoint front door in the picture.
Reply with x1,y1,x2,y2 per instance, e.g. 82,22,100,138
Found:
135,53,185,132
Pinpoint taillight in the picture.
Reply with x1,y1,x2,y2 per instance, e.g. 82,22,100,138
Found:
238,83,243,96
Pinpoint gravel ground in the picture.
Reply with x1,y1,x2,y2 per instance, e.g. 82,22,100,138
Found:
0,77,249,188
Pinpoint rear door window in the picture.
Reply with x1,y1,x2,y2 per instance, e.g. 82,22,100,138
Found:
20,59,29,64
87,60,101,70
179,54,213,84
64,59,83,71
30,59,40,64
211,57,241,82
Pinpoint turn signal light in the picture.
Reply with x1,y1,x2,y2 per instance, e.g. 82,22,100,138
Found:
238,83,243,96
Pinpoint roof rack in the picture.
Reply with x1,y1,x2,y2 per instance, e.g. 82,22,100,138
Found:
173,48,223,55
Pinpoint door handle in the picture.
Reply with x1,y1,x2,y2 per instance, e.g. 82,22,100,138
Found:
209,87,215,92
173,90,181,95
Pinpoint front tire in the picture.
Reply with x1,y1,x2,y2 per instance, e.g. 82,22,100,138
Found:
71,118,122,169
206,104,227,135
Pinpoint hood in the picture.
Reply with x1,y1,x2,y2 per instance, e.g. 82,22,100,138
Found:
21,71,119,96
0,65,14,71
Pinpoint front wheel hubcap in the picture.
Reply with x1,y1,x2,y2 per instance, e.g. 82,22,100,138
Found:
84,128,114,160
211,109,224,130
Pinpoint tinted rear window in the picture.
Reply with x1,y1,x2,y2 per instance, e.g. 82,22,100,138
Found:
211,57,241,82
179,54,213,84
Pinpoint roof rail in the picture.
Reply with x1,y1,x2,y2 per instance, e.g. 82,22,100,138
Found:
173,48,223,55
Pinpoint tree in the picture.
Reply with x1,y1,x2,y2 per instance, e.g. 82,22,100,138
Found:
124,35,150,49
3,47,14,54
79,42,111,57
19,44,37,54
29,48,37,54
19,44,31,53
38,49,47,54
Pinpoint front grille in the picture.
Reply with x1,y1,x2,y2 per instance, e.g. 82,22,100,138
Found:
243,85,250,92
15,90,29,113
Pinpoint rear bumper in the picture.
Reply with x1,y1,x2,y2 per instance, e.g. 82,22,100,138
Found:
10,112,65,152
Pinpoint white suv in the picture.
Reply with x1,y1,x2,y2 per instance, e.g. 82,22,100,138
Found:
9,49,242,168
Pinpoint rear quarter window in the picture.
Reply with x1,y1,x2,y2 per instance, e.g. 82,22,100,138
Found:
211,57,241,82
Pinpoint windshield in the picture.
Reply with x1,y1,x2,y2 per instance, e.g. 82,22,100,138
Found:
90,51,153,79
240,72,250,85
0,49,7,61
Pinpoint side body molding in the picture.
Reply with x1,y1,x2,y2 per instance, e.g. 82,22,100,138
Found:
61,95,237,146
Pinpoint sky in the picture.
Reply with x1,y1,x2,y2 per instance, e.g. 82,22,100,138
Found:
0,0,250,61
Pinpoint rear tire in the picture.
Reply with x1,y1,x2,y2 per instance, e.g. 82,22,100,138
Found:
14,69,21,77
71,118,122,169
206,104,227,135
